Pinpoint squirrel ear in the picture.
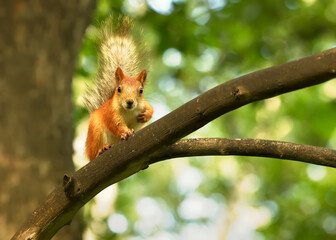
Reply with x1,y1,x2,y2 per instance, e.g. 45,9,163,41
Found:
138,70,147,85
115,67,124,84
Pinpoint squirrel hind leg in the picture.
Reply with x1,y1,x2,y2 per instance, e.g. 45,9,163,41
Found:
97,144,112,157
86,114,107,161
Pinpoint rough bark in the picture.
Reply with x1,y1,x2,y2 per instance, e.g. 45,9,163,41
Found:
0,1,96,239
11,48,336,239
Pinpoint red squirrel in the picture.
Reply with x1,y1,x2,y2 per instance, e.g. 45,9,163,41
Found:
83,16,153,161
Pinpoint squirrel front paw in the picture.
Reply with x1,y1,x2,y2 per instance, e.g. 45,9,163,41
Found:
137,111,151,123
121,129,134,140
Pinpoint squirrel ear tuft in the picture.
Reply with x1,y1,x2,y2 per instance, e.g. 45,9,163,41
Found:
115,67,124,84
138,70,147,85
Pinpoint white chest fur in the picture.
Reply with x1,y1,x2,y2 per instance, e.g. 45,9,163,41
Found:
122,108,143,130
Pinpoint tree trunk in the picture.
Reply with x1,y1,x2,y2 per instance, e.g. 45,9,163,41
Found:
0,1,96,239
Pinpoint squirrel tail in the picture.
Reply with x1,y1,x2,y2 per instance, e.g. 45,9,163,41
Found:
83,15,150,113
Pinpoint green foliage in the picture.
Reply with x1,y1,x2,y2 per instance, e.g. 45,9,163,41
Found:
73,0,336,239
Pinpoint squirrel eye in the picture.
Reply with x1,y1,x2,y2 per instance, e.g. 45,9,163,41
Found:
139,88,143,94
117,87,121,93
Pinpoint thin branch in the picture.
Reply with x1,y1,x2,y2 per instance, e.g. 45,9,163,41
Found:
150,138,336,167
12,48,336,239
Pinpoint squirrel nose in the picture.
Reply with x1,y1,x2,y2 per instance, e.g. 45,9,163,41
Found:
127,100,134,107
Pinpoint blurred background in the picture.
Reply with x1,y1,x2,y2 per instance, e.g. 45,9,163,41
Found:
72,0,336,240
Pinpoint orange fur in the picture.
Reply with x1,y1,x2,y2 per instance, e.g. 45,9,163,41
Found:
85,67,153,161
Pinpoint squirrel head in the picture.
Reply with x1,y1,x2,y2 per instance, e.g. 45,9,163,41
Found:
115,67,147,111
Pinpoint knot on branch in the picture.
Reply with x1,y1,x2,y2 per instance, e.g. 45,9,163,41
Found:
63,174,80,199
232,87,243,100
232,88,240,100
14,227,39,240
140,157,149,171
232,86,249,101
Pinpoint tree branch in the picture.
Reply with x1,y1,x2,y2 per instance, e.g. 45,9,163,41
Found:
12,48,336,239
150,138,336,167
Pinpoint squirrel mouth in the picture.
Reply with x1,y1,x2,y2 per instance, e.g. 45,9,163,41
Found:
124,103,135,110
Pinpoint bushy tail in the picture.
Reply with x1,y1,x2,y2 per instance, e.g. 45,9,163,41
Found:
83,15,149,113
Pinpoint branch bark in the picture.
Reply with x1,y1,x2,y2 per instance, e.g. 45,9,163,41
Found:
12,48,336,239
150,138,336,167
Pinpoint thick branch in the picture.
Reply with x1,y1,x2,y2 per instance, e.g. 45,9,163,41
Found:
12,48,336,239
150,138,336,167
